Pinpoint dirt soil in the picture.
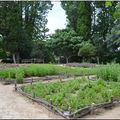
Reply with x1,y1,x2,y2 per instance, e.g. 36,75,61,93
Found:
0,83,63,119
84,105,120,119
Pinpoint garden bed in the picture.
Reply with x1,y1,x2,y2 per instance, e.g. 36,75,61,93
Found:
66,62,99,68
16,78,120,118
0,64,97,84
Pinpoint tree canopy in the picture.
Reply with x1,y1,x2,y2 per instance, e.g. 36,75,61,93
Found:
0,1,120,64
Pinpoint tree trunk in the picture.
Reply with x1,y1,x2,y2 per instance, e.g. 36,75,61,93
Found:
16,52,20,63
57,57,60,64
12,54,16,64
66,57,69,64
82,57,85,63
97,56,100,64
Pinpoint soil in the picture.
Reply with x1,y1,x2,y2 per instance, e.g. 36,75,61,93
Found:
84,105,120,119
0,83,63,119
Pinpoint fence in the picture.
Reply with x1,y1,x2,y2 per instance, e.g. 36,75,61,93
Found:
21,59,44,63
14,80,120,119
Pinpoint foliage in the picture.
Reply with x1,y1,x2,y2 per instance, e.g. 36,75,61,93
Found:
0,1,53,63
48,28,83,63
96,63,120,82
31,40,55,63
15,69,24,83
78,41,96,62
104,2,120,63
61,1,92,40
22,78,120,112
0,64,97,82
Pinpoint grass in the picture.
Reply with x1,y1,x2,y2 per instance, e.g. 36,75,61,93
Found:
22,78,120,112
0,64,97,83
96,63,120,82
1,63,120,83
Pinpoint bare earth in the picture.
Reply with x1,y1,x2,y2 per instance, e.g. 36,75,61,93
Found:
0,83,63,119
84,105,120,119
0,82,120,119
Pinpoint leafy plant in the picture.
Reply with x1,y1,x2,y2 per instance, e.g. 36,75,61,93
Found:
22,78,120,112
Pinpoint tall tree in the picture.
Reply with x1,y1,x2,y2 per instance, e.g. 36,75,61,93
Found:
0,1,52,63
49,28,83,63
93,1,117,40
61,1,92,40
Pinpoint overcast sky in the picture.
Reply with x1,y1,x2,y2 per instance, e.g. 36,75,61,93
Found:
47,2,67,34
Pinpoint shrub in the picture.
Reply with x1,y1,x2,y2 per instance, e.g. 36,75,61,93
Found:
22,78,120,112
96,63,120,82
15,70,24,83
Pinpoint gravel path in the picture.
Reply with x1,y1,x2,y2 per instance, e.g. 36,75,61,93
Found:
0,83,63,119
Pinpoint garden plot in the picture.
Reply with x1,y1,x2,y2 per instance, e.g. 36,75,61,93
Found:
0,64,97,84
17,78,120,118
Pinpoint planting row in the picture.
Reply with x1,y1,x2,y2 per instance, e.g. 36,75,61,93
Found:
21,78,120,112
0,64,97,83
0,63,120,83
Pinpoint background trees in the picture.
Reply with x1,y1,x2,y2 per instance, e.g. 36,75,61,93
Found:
49,28,83,63
0,1,120,64
61,1,92,40
0,1,52,63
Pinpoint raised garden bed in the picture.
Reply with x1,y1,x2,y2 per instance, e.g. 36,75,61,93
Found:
66,62,98,68
16,78,120,118
0,64,97,84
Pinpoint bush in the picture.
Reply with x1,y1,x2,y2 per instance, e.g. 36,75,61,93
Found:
15,70,24,83
22,78,120,112
96,63,120,82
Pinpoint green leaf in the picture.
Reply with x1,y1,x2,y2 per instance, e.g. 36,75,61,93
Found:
105,1,112,7
113,11,119,19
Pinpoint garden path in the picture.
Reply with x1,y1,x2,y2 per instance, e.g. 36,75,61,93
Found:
0,83,63,119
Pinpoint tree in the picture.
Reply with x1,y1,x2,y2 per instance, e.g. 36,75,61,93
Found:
61,1,92,40
93,1,117,40
105,4,120,62
78,41,96,62
0,1,53,63
31,40,55,63
49,28,83,63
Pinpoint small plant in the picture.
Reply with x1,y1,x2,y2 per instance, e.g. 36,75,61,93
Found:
22,78,120,112
96,63,120,82
15,70,24,83
0,64,97,83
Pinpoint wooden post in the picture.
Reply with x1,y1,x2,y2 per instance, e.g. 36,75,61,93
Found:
59,75,62,82
14,80,17,91
50,99,53,109
31,77,33,85
90,103,95,115
32,85,35,98
68,107,71,114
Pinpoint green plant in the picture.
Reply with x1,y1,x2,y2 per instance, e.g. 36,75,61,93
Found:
0,64,97,83
22,78,120,112
15,70,24,83
96,63,120,82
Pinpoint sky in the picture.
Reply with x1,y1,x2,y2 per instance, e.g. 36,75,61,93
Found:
47,2,67,34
